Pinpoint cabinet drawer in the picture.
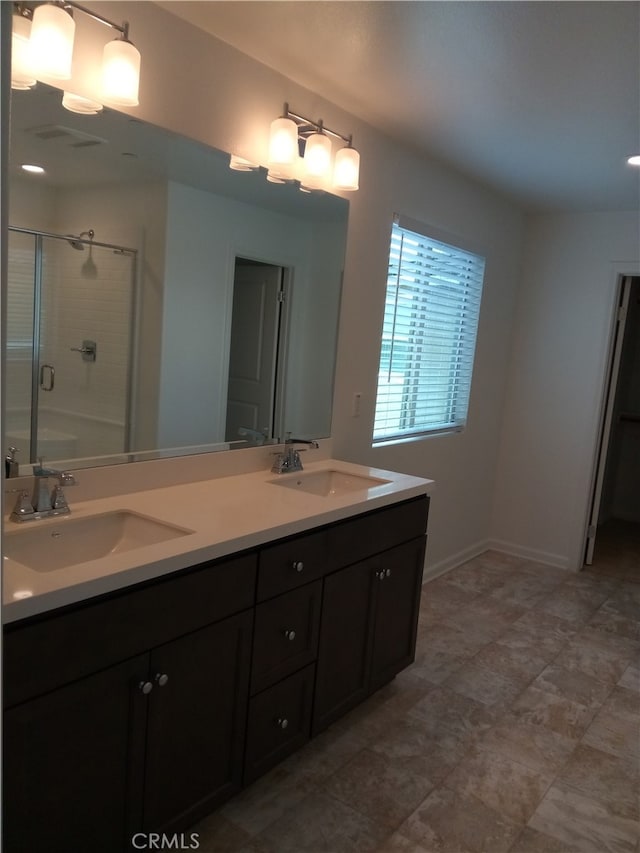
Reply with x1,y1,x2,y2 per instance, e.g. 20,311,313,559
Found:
251,581,321,695
257,529,329,601
4,552,257,708
329,496,429,569
244,664,315,784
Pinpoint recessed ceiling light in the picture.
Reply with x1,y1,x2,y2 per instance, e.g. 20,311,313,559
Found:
21,163,45,174
627,155,640,166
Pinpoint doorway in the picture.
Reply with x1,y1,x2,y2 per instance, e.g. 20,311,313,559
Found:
584,275,640,580
224,258,288,446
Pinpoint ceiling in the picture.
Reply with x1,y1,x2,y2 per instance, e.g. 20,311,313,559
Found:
156,1,640,213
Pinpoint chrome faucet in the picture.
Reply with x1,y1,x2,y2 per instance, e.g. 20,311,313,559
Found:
271,435,319,474
10,462,77,523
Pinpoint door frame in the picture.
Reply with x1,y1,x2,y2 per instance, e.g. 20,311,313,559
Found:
581,264,640,568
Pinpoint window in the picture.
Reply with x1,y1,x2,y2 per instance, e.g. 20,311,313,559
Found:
373,217,485,443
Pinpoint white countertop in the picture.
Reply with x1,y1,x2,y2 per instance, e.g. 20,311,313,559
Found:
3,459,434,623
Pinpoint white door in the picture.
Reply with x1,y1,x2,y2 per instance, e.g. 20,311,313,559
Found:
225,263,283,444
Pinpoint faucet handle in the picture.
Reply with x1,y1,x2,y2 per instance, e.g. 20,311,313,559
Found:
56,471,77,486
11,490,35,519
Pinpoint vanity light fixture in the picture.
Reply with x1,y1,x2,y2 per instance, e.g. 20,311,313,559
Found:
11,2,142,111
21,163,45,173
627,155,640,166
261,103,360,192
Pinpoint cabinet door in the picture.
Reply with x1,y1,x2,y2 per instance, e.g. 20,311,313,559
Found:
370,537,426,691
3,654,148,853
142,610,253,834
312,559,377,735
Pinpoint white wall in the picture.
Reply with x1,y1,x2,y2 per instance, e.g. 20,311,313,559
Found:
38,1,527,572
491,211,640,569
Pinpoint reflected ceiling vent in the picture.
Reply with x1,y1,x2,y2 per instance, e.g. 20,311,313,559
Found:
26,124,107,148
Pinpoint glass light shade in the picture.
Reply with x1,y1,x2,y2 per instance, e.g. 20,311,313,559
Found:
266,170,288,184
229,154,260,171
102,38,141,106
303,133,332,189
268,117,299,180
29,3,75,81
11,14,36,90
333,146,360,191
62,91,103,115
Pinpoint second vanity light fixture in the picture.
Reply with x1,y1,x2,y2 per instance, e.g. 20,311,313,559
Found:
231,103,360,193
11,1,141,113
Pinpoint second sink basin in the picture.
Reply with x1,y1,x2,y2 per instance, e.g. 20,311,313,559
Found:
4,510,193,573
270,469,391,497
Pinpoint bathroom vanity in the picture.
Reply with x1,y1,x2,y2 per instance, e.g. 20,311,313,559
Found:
2,459,432,852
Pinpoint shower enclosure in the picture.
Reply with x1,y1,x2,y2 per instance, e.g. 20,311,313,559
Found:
6,226,137,466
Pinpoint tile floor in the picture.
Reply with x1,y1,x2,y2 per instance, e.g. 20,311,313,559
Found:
193,548,640,853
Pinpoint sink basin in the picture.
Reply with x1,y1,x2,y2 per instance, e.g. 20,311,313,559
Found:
4,511,193,573
270,469,391,497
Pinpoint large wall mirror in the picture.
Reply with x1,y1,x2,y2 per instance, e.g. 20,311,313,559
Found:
7,84,348,472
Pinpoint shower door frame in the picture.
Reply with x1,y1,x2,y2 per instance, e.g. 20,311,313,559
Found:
8,226,138,463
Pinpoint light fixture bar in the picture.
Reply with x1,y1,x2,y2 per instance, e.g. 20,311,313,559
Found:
13,2,128,37
61,1,129,38
283,102,352,145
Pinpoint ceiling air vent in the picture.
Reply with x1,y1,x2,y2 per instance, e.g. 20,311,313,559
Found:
25,124,108,148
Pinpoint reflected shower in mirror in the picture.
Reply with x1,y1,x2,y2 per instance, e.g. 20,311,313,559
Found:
7,83,348,471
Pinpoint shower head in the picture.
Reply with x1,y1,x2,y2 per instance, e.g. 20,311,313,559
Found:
66,229,95,251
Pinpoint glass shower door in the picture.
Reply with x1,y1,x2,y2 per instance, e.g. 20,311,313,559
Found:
6,228,137,466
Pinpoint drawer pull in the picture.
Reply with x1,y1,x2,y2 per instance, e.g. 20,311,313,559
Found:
276,717,289,730
292,561,304,573
155,673,169,687
139,680,153,695
283,629,297,642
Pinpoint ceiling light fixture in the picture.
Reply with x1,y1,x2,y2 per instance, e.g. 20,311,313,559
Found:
21,163,45,173
11,2,142,111
627,155,640,166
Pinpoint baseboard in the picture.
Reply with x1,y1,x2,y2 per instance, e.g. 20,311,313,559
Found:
485,539,571,571
422,538,572,584
423,540,491,583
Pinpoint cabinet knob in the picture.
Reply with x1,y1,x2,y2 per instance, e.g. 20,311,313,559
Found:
276,717,289,730
376,569,385,581
283,629,296,642
155,673,169,687
139,680,153,695
292,560,304,572
385,568,392,578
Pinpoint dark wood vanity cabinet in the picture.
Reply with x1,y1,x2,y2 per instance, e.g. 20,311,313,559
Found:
3,494,429,852
313,535,426,734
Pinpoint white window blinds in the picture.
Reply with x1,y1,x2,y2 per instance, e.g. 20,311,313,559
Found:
373,219,485,443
